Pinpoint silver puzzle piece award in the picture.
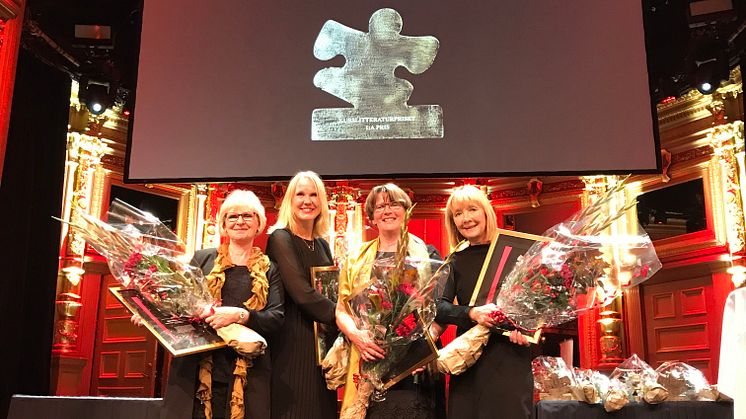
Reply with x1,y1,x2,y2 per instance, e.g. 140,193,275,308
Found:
312,8,443,141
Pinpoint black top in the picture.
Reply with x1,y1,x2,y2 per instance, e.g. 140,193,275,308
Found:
161,248,285,419
265,228,337,419
435,244,533,419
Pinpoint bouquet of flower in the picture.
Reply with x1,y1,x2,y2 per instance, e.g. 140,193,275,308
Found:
347,254,447,389
495,179,662,331
64,199,215,318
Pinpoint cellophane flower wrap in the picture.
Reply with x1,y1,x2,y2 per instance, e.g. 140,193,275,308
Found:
66,199,215,318
531,356,578,400
495,179,662,330
655,361,718,401
347,253,448,394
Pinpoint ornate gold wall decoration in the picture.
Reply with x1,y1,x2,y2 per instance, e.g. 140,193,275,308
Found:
708,121,746,255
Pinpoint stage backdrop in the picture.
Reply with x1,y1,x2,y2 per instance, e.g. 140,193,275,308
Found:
127,0,660,182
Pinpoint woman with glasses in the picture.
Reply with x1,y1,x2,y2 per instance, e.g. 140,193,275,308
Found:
336,183,443,419
435,185,531,419
161,189,285,419
265,171,338,419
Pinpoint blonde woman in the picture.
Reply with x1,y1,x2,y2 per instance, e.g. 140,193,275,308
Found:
435,185,531,419
266,171,337,419
162,189,285,419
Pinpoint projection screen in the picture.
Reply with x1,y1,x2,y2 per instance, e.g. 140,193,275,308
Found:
126,0,660,182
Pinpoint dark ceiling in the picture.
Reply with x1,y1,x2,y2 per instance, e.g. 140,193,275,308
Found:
19,0,746,107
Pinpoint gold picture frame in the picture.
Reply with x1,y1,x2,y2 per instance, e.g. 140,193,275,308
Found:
380,314,439,390
109,286,225,357
311,266,341,365
471,228,551,344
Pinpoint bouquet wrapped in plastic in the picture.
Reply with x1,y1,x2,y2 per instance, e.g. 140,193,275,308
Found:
532,356,578,401
68,200,215,317
610,354,667,404
61,200,266,357
655,361,719,401
496,179,662,331
573,368,611,404
602,378,630,412
347,251,449,394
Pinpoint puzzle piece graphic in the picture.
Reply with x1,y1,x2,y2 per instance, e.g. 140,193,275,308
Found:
312,8,443,141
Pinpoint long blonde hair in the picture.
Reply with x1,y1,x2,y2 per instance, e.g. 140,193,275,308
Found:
269,171,330,238
445,185,497,248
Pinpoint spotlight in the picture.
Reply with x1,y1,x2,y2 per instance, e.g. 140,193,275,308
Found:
79,79,113,115
693,57,727,95
689,36,729,96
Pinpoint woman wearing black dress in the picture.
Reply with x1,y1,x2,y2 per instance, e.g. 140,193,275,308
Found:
266,171,338,419
161,189,285,419
435,185,532,419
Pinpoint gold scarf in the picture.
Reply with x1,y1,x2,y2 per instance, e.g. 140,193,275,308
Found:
196,244,270,419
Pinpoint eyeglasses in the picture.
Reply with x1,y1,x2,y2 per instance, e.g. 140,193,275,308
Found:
374,201,404,212
225,212,255,223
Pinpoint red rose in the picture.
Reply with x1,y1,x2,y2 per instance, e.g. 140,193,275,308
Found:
395,313,418,337
398,283,416,296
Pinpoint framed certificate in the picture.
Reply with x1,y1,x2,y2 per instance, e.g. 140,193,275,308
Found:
310,266,341,365
109,286,225,357
470,229,551,344
469,228,551,306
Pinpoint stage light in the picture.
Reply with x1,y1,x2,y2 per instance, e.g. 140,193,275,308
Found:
79,80,113,115
699,82,714,94
693,56,726,95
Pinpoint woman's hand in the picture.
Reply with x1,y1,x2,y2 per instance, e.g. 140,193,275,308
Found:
203,306,246,329
349,328,386,362
130,314,143,326
508,329,530,347
469,303,499,328
429,322,444,340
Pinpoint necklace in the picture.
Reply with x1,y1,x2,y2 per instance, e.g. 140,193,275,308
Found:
300,237,315,251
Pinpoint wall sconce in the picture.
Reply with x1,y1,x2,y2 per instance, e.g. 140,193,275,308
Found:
53,292,83,352
61,265,85,287
597,310,624,363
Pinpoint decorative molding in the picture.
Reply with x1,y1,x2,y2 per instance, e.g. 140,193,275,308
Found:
101,154,125,168
671,145,712,165
708,121,746,254
656,68,742,130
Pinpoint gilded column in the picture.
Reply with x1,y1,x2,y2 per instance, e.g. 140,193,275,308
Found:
328,185,362,265
577,176,628,369
53,105,109,353
708,118,746,256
